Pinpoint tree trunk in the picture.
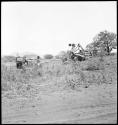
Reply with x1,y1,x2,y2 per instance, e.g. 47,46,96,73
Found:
107,46,110,55
106,41,110,55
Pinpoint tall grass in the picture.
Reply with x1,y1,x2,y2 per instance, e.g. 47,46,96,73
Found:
1,64,42,98
2,54,117,98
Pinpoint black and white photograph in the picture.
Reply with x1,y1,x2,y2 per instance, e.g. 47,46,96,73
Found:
1,1,117,124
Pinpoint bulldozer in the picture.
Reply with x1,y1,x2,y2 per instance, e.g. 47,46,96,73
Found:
61,42,93,64
68,43,86,61
62,43,93,63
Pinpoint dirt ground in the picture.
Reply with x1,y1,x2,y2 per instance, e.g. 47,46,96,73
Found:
2,83,117,124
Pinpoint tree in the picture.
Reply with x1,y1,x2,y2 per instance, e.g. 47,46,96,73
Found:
86,42,94,51
93,30,117,55
111,41,117,49
85,42,98,56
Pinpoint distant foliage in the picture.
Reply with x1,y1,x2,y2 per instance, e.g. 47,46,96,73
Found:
55,51,68,59
44,54,53,59
2,56,16,62
55,55,60,59
55,51,70,63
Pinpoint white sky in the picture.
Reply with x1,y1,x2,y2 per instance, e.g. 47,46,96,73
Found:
1,2,117,56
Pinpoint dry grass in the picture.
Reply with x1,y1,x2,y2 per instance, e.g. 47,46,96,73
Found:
1,54,117,98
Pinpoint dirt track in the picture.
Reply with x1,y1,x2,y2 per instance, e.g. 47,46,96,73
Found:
2,83,117,124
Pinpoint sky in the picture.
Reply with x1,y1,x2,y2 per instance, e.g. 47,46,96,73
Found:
1,1,117,56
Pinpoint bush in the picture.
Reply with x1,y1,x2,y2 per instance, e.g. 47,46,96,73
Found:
84,56,105,71
85,61,100,71
2,56,16,63
55,55,60,59
55,51,71,63
44,54,53,59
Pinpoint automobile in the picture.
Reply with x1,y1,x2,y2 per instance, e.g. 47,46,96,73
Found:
16,56,28,69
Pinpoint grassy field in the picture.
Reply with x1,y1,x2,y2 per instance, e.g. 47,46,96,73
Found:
2,54,117,95
2,54,117,124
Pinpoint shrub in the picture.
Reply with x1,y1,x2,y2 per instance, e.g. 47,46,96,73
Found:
55,55,60,59
44,54,53,59
85,57,105,71
2,56,16,63
86,62,100,71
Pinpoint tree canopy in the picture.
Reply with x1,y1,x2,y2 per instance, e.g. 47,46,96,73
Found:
86,30,117,55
